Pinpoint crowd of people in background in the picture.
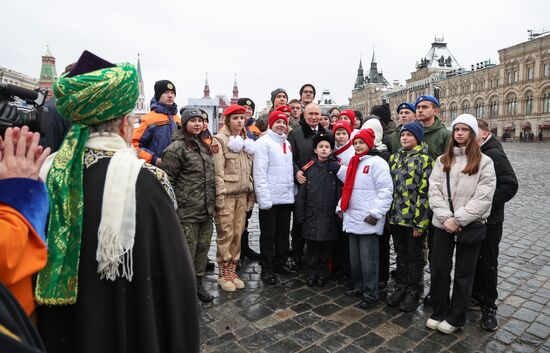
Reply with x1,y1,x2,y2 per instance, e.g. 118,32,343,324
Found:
0,50,519,352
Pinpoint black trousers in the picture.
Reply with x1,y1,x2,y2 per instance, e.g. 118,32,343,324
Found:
472,222,502,309
430,227,482,327
259,204,292,271
306,240,333,279
240,210,254,251
291,215,305,259
390,225,425,292
331,228,351,276
378,227,391,284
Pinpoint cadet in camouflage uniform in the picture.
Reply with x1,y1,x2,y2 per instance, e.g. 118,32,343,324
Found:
386,122,434,312
162,108,216,302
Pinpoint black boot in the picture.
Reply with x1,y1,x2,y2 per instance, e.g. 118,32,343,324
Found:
399,288,420,312
196,276,213,302
387,285,407,307
481,306,498,331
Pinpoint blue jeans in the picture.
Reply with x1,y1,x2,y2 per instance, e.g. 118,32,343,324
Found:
349,233,379,301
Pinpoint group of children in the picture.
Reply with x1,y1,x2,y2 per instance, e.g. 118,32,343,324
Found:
254,106,433,311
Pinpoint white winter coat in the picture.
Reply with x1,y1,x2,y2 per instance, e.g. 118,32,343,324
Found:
253,130,296,210
428,147,496,229
334,143,355,166
336,154,393,235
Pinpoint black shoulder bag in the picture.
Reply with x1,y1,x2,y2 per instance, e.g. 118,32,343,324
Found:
445,170,486,245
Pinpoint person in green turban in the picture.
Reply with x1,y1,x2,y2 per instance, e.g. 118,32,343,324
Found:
35,51,200,353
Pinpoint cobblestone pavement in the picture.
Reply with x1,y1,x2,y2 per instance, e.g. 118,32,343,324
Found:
199,142,550,353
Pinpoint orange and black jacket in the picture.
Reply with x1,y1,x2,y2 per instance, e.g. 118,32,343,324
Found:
132,109,181,164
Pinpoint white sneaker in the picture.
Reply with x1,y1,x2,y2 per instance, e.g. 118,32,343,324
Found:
426,318,441,330
437,320,458,334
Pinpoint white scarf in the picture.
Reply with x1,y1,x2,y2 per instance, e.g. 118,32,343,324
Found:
87,133,144,282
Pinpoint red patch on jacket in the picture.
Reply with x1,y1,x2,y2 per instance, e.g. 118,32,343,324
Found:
363,165,370,174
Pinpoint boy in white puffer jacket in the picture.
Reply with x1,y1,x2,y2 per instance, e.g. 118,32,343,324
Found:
253,111,295,285
336,128,393,309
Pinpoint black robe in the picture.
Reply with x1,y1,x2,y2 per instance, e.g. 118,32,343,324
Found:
37,156,200,353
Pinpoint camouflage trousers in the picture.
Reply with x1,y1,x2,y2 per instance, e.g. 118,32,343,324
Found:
214,194,247,264
181,219,213,276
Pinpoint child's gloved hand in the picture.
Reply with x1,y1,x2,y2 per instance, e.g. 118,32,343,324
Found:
364,215,378,225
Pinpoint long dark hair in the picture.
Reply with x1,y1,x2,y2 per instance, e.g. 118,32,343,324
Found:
441,126,482,175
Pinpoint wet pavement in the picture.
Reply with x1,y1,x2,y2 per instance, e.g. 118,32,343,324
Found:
199,142,550,353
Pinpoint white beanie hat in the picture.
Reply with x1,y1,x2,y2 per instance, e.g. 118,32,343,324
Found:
361,118,384,147
452,114,479,136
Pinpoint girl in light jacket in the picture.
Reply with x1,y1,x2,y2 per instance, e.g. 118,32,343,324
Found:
336,128,393,309
426,114,496,334
253,111,295,285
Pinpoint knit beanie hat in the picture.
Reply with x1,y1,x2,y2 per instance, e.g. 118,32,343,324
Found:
452,114,479,136
339,110,356,128
275,105,292,113
352,128,375,150
332,120,351,136
268,111,288,128
154,80,176,101
299,83,316,98
237,97,255,113
370,104,391,124
271,88,288,105
181,107,203,127
312,132,335,150
361,118,384,148
401,121,424,143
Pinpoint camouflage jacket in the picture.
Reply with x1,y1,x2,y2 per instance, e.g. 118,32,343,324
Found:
388,143,434,231
162,127,216,223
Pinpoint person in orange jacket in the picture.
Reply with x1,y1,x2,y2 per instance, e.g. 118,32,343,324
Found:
132,80,181,166
0,126,50,317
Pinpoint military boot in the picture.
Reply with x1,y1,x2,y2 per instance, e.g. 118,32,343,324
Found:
196,276,214,302
217,263,236,292
387,285,407,307
229,261,245,289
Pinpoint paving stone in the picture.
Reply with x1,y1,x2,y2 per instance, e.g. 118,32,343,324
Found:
494,329,518,344
360,311,387,329
312,303,342,316
353,332,385,350
319,333,352,351
428,331,458,346
336,344,364,353
331,307,366,324
307,295,331,307
340,322,371,339
448,341,476,353
402,326,430,341
290,302,312,314
500,319,530,336
373,346,398,353
294,311,322,326
291,327,324,346
238,330,278,351
299,345,329,353
373,321,405,340
313,319,342,333
413,339,444,353
205,332,237,347
287,288,317,301
263,338,302,353
269,319,303,339
210,341,248,353
519,332,544,346
385,335,415,351
525,322,550,339
512,308,539,322
483,340,508,353
242,303,274,322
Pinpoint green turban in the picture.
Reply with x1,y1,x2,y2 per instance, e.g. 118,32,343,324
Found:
36,63,139,305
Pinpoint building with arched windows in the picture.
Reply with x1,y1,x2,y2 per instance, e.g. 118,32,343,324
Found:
351,33,550,140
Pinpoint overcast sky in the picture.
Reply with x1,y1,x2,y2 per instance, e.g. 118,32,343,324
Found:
2,0,549,111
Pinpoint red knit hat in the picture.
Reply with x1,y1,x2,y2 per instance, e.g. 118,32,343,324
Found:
339,110,356,127
275,105,291,113
332,120,352,136
352,128,375,149
268,111,289,128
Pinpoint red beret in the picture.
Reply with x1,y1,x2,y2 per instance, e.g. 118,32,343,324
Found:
268,111,289,128
332,120,352,136
275,105,292,113
352,128,375,149
223,104,247,116
339,110,356,127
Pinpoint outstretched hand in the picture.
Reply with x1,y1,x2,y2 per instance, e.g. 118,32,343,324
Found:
0,126,51,181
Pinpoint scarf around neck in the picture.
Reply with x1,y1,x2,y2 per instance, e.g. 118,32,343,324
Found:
340,150,369,212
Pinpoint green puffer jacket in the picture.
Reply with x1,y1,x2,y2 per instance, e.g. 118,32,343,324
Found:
162,127,216,223
384,124,403,155
423,117,451,160
388,143,434,231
